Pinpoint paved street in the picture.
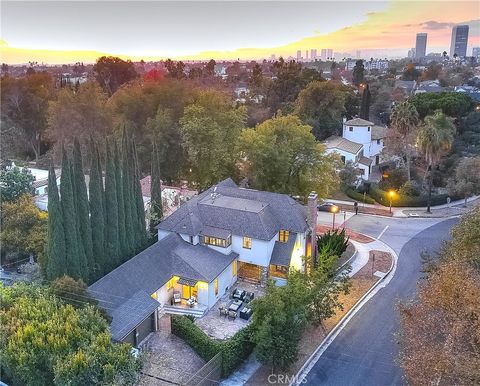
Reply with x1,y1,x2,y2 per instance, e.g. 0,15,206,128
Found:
304,215,459,386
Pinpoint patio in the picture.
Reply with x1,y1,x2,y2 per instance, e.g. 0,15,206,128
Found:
194,280,265,340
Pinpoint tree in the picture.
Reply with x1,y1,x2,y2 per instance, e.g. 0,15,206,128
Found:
113,141,127,261
359,84,371,120
410,92,474,119
0,166,35,202
398,207,480,385
121,129,135,257
60,147,87,280
447,157,480,207
149,140,163,234
180,90,246,190
0,72,54,162
294,81,351,140
93,56,137,95
0,195,47,266
339,161,360,188
47,81,111,154
401,63,421,81
72,138,94,282
50,275,97,309
416,111,456,212
352,60,365,85
104,138,120,271
88,139,105,280
0,283,141,386
164,59,186,79
386,101,420,181
239,114,339,198
46,164,67,280
132,137,148,251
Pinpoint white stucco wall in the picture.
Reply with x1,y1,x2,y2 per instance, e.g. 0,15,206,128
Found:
343,124,372,149
154,282,171,306
207,259,237,307
231,234,277,268
368,140,384,160
358,163,370,180
325,148,359,164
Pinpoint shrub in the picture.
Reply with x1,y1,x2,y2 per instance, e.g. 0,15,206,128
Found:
221,324,255,377
370,184,457,207
344,187,376,204
398,181,420,197
378,168,408,190
171,315,222,361
317,228,349,258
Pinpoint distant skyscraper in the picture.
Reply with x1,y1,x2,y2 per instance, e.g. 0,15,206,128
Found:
450,25,469,57
473,47,480,58
326,49,333,60
305,50,309,60
320,49,327,61
415,33,427,58
297,50,302,61
311,49,317,60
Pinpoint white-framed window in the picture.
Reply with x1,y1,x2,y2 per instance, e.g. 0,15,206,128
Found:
377,139,381,145
242,236,252,249
349,127,353,132
279,230,289,243
367,127,371,132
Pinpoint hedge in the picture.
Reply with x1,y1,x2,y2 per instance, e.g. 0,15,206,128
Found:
171,315,221,361
369,184,458,207
344,188,376,204
171,315,255,377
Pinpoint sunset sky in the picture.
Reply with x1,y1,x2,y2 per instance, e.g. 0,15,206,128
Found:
1,1,479,64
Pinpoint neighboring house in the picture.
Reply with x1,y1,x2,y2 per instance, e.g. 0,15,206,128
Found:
324,118,387,180
394,80,416,96
30,168,61,196
414,80,446,94
454,85,480,102
89,178,317,346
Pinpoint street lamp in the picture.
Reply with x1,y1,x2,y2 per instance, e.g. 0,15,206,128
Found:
330,205,339,229
388,190,395,213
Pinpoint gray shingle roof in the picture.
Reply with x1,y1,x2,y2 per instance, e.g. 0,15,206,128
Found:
270,233,297,267
89,232,238,340
359,156,373,166
324,136,363,155
344,118,374,126
110,291,159,341
157,178,308,241
371,125,387,140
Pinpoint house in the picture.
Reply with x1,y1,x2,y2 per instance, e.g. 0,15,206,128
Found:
89,178,317,346
394,80,416,96
324,118,387,180
414,80,446,94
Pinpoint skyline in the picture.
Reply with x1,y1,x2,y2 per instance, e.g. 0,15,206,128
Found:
1,1,479,64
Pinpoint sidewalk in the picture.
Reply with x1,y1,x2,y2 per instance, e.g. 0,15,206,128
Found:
326,195,480,218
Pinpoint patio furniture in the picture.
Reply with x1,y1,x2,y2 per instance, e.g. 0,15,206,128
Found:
219,307,228,318
244,291,255,303
240,306,252,320
173,292,181,305
228,299,242,312
232,289,246,301
228,310,237,320
186,296,197,308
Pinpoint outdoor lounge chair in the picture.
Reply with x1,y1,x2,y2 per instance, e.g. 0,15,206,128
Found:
173,292,181,304
228,310,237,320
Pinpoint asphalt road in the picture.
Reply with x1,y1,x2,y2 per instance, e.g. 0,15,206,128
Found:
304,215,459,386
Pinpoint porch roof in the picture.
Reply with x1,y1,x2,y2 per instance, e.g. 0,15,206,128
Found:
270,232,297,267
177,277,199,287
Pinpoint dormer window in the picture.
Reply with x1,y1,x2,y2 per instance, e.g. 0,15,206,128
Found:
279,230,289,243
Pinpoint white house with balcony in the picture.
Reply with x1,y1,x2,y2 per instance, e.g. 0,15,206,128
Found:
324,117,387,180
89,178,316,346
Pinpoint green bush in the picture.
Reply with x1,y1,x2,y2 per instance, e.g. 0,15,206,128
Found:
171,315,255,377
370,184,456,207
344,187,376,204
378,168,408,190
317,228,349,257
221,324,255,377
171,315,221,361
398,181,420,197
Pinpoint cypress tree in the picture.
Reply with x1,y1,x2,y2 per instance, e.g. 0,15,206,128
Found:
72,138,94,282
360,84,371,120
132,137,147,251
149,139,163,234
89,139,106,280
60,146,85,279
104,138,120,271
114,140,127,261
46,164,67,280
121,127,134,256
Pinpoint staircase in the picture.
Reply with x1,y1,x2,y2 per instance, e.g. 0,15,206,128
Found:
163,304,208,318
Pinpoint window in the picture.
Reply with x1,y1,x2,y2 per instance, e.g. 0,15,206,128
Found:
367,127,371,132
203,235,231,248
279,230,289,243
349,127,353,132
243,236,252,249
377,139,381,145
189,236,194,244
341,155,346,164
232,260,237,276
214,278,218,296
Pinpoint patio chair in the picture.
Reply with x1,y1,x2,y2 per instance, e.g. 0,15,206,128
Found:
173,292,181,305
221,308,228,318
228,310,237,320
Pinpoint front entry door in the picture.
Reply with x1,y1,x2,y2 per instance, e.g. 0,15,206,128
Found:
182,285,191,299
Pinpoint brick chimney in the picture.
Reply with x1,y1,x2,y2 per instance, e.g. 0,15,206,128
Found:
307,192,318,264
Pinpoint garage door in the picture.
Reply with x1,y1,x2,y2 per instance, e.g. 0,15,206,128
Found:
122,312,155,347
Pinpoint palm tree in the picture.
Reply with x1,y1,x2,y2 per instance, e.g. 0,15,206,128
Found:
390,101,420,181
416,110,456,212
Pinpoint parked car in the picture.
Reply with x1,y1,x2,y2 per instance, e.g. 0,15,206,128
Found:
317,201,337,212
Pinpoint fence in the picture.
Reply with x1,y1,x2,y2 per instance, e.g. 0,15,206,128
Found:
182,352,222,386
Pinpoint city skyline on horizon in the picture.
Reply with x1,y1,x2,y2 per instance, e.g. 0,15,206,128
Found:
1,1,479,64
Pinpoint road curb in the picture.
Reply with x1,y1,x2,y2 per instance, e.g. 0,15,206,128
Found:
291,236,398,386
